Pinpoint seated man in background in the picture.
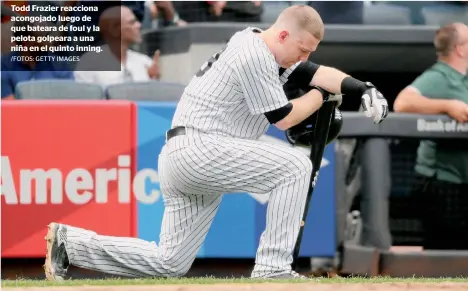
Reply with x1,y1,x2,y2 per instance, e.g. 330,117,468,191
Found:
1,20,73,100
394,22,468,250
74,5,160,88
58,1,149,55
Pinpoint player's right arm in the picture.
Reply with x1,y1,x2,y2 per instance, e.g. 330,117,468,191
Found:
394,70,468,122
234,45,325,131
272,89,324,130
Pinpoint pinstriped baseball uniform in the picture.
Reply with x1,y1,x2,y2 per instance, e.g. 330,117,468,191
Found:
60,27,312,278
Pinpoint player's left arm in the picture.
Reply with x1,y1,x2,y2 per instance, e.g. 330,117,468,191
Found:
286,61,389,124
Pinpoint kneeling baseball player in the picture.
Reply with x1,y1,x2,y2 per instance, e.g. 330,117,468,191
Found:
44,4,388,281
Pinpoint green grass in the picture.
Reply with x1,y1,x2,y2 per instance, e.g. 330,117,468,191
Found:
2,276,468,288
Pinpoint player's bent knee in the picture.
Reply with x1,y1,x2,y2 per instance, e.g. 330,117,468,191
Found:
160,257,192,277
300,155,313,176
288,151,313,177
160,264,189,278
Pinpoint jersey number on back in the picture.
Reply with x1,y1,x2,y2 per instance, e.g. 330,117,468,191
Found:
196,46,227,77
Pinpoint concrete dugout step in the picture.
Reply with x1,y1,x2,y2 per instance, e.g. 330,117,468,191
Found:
380,249,468,278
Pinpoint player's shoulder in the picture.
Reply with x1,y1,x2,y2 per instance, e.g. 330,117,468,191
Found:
238,27,268,51
232,27,276,64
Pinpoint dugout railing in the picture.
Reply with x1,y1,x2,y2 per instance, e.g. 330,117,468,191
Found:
335,112,468,278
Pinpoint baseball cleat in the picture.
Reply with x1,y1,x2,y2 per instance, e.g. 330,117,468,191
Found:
255,270,310,280
44,223,70,281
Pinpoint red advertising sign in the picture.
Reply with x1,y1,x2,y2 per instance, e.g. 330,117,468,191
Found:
1,100,137,257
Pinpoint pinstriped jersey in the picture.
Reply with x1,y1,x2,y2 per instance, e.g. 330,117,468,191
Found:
172,27,300,140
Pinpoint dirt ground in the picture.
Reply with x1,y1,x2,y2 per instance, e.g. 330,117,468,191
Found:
5,282,468,291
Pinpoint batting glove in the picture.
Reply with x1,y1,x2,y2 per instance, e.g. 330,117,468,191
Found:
361,83,388,124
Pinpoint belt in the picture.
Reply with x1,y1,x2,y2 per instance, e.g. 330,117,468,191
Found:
166,126,186,142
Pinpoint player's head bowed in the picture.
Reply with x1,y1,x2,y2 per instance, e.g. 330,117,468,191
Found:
260,5,324,68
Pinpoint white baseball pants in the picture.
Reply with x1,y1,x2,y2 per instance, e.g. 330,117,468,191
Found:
61,129,312,278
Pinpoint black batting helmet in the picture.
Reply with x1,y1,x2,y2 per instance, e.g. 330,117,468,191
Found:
283,84,343,147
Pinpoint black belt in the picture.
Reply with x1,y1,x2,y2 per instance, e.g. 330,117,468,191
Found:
166,126,186,142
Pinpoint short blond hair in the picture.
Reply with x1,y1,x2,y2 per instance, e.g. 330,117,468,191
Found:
275,4,324,41
434,22,464,57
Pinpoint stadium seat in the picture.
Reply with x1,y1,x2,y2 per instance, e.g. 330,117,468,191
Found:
105,80,186,101
421,6,468,26
15,80,105,100
363,3,412,25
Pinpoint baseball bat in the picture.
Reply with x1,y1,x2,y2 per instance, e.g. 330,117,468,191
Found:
291,99,337,271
